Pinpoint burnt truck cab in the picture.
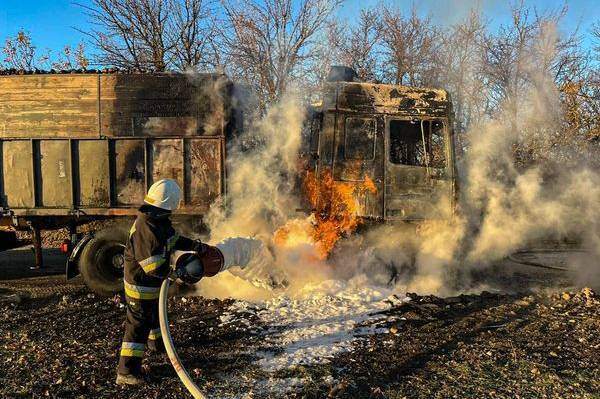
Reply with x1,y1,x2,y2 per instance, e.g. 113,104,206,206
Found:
305,67,457,221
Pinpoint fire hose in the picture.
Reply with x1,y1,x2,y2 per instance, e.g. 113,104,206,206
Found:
158,237,268,398
508,248,590,271
159,277,206,398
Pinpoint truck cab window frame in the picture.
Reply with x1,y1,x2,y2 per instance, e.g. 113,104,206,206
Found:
309,112,322,155
388,119,446,169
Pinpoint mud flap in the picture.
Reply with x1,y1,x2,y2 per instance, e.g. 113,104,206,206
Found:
65,233,93,280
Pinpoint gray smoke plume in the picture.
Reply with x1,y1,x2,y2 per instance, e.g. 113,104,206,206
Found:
195,22,599,300
205,90,305,243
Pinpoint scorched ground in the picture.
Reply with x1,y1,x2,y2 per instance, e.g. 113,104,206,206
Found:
0,251,598,398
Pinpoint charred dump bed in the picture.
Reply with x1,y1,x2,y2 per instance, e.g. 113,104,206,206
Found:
0,72,238,277
0,73,235,220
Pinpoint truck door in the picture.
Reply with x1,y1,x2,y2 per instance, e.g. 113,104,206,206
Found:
331,114,384,219
384,117,454,220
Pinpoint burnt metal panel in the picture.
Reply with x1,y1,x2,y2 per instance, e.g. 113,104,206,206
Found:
78,140,110,207
115,139,146,206
331,114,384,218
186,139,222,207
383,117,453,220
99,74,229,137
151,139,184,195
0,73,232,139
324,81,450,117
383,183,453,220
2,140,35,208
133,116,199,136
40,140,72,207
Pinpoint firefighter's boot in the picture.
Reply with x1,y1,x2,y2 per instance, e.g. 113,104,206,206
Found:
116,373,145,386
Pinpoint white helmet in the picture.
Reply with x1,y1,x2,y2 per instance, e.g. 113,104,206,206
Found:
144,179,182,211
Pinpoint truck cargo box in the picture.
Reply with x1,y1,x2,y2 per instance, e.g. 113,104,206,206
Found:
0,73,235,219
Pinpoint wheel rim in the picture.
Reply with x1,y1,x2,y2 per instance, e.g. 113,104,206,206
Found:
95,241,126,279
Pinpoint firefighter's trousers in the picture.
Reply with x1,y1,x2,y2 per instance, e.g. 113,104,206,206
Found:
117,295,165,376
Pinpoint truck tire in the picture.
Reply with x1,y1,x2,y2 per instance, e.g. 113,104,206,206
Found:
79,227,128,296
0,230,18,251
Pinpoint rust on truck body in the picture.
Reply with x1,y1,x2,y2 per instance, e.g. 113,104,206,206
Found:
0,74,228,138
1,137,224,216
0,73,232,228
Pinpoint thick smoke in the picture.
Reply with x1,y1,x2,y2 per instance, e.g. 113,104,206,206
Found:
457,22,600,289
205,91,304,242
196,22,599,300
364,21,600,294
196,90,319,300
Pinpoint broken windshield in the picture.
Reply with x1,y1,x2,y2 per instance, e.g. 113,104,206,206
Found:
389,119,446,168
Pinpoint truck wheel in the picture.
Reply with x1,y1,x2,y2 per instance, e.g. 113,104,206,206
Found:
79,227,128,296
0,230,18,251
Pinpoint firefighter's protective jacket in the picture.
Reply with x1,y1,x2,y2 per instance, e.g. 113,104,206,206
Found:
123,205,196,300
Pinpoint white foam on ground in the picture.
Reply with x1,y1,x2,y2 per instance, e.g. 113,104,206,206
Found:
195,270,275,302
218,274,407,372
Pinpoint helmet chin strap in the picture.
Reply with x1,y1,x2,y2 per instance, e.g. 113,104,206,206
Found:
140,204,172,218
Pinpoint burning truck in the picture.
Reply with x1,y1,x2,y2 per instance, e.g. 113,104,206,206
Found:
0,67,457,295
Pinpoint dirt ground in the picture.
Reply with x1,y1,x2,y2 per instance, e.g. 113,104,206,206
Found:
0,248,598,399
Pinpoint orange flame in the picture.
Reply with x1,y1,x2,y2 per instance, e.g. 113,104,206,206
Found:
363,175,377,194
274,171,377,259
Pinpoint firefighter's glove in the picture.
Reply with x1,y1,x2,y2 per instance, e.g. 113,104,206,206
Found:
215,237,267,271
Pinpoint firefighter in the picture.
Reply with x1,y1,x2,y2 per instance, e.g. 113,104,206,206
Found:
116,178,203,386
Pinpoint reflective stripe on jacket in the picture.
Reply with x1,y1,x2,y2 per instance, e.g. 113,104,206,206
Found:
123,281,161,300
123,206,196,297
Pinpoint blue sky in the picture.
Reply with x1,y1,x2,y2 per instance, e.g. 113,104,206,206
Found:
0,0,598,56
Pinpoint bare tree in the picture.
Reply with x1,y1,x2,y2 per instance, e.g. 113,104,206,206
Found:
221,0,341,109
50,43,90,70
2,31,37,70
79,0,215,71
438,11,488,149
480,7,533,116
479,2,589,165
169,0,220,71
558,23,600,165
593,22,600,60
80,0,171,71
2,31,88,71
379,5,440,86
304,19,344,95
336,8,382,82
306,8,381,96
481,4,584,114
